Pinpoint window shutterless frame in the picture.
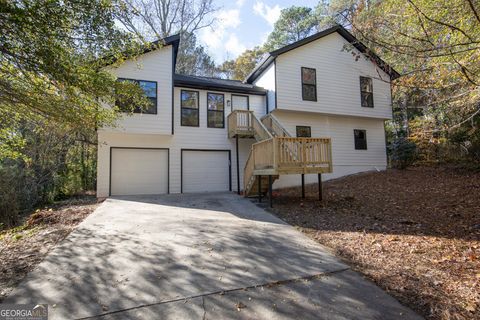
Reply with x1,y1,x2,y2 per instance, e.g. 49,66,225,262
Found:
207,92,225,128
296,126,312,138
116,78,158,114
301,67,317,101
180,89,200,127
354,129,367,150
360,76,374,108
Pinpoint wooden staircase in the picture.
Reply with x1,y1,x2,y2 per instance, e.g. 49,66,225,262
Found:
227,110,333,198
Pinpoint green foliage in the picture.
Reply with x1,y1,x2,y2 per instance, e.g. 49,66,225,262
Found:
264,6,320,51
0,0,149,132
176,33,218,76
389,137,417,169
0,0,151,227
219,47,266,81
346,0,480,162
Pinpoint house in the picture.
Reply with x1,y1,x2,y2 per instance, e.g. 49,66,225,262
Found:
96,25,399,198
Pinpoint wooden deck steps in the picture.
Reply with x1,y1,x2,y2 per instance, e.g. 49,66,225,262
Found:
227,110,333,198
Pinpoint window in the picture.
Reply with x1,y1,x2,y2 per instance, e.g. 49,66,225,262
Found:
354,129,367,150
117,78,157,114
231,94,249,111
360,76,374,108
296,126,311,138
181,90,199,126
207,93,225,128
301,67,317,101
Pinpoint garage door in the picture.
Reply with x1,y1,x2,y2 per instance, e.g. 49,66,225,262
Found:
110,148,168,196
182,150,230,193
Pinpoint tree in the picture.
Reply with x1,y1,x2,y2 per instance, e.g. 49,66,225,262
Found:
264,6,320,51
117,0,218,75
219,47,266,81
177,33,218,76
0,0,150,227
341,0,480,161
0,0,150,132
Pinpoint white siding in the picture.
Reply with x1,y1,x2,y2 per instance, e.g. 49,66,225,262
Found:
253,63,276,113
103,45,173,135
97,87,266,197
271,109,387,188
276,32,392,119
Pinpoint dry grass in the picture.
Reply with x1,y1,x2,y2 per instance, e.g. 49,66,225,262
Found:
0,196,100,301
268,166,480,320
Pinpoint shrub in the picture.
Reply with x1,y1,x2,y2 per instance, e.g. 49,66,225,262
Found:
389,137,417,169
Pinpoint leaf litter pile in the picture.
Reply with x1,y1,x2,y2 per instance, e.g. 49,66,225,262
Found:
0,196,99,301
269,166,479,320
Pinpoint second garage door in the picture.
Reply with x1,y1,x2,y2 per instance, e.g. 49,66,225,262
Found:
182,150,230,193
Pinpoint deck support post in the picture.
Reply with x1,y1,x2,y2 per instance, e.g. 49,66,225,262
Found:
236,135,240,195
258,175,262,203
269,175,273,208
318,173,323,201
301,174,305,199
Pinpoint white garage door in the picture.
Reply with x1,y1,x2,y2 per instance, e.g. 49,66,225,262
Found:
182,150,230,193
110,148,168,196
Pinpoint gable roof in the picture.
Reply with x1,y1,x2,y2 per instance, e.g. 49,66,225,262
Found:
101,34,180,69
151,34,181,69
245,25,400,84
174,74,266,95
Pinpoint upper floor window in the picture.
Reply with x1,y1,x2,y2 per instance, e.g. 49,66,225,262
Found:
360,76,374,108
301,67,317,101
296,126,311,138
117,78,157,114
181,90,199,127
354,129,367,150
207,93,225,128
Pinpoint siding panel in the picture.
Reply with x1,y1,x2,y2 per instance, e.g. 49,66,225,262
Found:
276,32,392,119
103,46,173,134
272,109,387,188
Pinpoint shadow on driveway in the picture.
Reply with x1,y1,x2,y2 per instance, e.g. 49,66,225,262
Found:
7,193,422,319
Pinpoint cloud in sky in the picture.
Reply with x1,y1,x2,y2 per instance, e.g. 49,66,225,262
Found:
225,33,247,57
235,0,246,7
198,1,288,63
199,7,243,62
253,1,282,26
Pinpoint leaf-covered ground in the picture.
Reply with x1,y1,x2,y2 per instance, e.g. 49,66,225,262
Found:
0,196,99,301
268,166,480,320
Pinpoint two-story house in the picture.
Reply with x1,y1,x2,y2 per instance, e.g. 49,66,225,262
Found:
96,25,399,198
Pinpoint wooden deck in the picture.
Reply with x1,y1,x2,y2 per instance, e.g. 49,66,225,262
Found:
227,110,333,196
243,137,333,194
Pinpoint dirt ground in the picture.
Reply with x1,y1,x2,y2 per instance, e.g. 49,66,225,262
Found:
0,196,99,301
269,166,480,320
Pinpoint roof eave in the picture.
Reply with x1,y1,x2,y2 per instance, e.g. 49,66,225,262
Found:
246,25,401,82
245,55,275,84
174,77,267,95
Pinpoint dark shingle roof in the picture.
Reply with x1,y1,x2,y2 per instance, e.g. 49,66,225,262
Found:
245,25,400,83
174,74,266,95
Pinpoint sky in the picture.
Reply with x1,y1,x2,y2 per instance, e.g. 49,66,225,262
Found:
199,0,319,64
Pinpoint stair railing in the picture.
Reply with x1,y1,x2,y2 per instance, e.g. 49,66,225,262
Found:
261,114,291,137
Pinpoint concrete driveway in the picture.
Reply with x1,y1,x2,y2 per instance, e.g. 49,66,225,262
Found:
7,193,422,319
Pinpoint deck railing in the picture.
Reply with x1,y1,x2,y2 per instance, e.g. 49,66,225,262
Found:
276,138,333,172
244,137,333,194
261,114,291,137
228,110,272,140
